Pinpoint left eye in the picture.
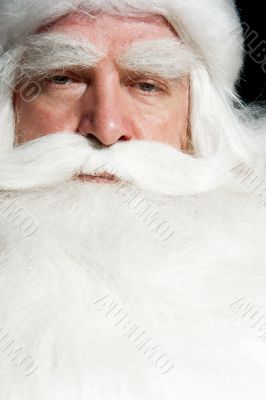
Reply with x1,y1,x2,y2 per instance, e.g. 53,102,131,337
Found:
49,75,75,85
136,82,159,92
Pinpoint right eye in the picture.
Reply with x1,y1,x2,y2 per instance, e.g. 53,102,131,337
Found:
49,75,75,85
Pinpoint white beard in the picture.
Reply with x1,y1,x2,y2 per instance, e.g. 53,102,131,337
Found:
1,178,266,400
1,134,266,399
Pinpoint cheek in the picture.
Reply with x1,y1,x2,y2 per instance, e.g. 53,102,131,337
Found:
158,86,190,148
143,100,189,148
131,79,190,148
167,101,189,142
14,94,81,142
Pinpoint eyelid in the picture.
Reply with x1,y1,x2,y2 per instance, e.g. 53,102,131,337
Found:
132,78,167,94
43,68,84,79
126,70,172,88
44,71,88,86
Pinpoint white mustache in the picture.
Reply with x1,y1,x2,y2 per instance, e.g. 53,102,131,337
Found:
0,132,237,195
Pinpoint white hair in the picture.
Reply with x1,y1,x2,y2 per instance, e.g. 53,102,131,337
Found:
0,0,265,195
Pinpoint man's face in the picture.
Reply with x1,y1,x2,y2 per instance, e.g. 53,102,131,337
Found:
14,12,190,151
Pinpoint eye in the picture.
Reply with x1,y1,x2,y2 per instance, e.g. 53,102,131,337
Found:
49,75,75,85
136,82,160,93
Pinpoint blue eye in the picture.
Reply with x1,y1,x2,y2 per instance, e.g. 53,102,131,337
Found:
50,75,74,85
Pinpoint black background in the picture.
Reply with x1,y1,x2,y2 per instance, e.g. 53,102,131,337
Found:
235,1,266,104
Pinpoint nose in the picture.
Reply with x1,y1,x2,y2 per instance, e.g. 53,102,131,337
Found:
78,67,134,146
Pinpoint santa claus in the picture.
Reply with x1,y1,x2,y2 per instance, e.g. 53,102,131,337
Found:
0,0,266,399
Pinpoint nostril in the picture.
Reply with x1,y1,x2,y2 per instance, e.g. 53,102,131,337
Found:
119,135,131,141
77,131,106,148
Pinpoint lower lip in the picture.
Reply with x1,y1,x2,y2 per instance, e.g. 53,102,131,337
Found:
76,174,118,183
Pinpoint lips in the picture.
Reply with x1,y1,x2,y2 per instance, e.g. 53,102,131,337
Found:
76,173,119,183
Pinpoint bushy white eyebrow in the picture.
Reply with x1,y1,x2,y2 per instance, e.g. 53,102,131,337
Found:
14,34,197,82
15,33,105,79
117,38,198,79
